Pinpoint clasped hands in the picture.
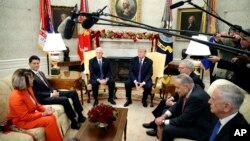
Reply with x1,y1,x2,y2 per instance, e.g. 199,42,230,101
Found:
42,106,55,116
97,78,108,85
134,81,144,90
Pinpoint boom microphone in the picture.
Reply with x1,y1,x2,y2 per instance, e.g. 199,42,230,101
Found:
64,5,78,39
170,0,191,9
81,5,107,29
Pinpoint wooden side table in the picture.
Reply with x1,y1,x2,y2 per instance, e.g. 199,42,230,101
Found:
47,71,85,105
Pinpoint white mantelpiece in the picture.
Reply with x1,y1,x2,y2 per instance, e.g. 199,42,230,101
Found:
99,39,152,58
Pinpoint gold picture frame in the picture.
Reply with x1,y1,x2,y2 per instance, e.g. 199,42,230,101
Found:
176,8,205,41
52,6,77,38
111,0,141,22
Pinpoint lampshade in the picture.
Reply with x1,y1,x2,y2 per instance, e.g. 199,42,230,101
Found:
185,35,211,56
43,33,66,52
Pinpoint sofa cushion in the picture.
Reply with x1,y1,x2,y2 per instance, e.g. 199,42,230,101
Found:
0,81,12,123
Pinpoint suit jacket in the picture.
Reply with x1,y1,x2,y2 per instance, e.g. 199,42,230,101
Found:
190,72,205,89
210,113,249,141
218,59,250,93
169,85,213,132
7,88,45,126
89,57,113,81
128,56,153,83
31,71,54,101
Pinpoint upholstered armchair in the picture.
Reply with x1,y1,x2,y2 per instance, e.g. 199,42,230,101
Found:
146,52,166,107
82,50,117,103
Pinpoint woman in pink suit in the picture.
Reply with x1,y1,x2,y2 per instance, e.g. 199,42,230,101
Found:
7,69,63,141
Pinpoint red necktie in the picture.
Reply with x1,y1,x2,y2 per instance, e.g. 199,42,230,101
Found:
182,97,187,112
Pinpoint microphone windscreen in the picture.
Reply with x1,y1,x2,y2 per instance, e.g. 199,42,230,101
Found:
170,1,185,9
82,17,98,29
64,19,75,39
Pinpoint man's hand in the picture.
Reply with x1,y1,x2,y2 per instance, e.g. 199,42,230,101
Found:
51,90,59,97
138,82,144,88
134,81,140,89
165,98,176,106
208,56,221,63
155,116,165,126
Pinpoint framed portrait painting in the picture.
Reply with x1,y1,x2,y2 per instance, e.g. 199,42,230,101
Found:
176,8,205,41
52,6,77,38
111,0,141,22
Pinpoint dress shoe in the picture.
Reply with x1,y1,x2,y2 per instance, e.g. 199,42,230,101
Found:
71,122,81,130
146,129,157,136
78,116,86,123
123,100,132,107
142,101,148,107
93,100,99,106
142,121,156,129
108,99,116,105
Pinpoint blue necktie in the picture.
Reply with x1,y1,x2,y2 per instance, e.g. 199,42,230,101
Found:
137,59,142,82
209,121,221,141
99,60,104,79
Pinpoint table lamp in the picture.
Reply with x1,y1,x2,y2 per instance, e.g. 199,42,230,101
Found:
43,33,66,75
186,35,211,76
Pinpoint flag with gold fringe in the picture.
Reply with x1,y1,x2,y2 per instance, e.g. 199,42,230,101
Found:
78,0,92,63
38,0,54,50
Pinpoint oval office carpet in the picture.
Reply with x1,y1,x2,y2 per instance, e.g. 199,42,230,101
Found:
63,88,161,141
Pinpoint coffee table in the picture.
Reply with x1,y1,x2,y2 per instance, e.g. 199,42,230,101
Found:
75,108,128,141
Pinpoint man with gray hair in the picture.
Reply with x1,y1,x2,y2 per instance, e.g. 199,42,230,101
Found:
155,74,213,141
208,85,249,141
143,59,204,136
89,47,116,106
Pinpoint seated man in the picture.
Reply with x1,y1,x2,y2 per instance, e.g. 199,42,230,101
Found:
89,47,116,106
124,47,153,107
143,59,205,136
155,74,213,141
29,55,85,130
208,84,250,141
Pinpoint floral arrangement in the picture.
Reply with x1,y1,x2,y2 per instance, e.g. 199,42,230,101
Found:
91,29,159,42
87,104,118,128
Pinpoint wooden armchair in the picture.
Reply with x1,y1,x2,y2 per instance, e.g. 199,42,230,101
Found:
145,52,166,107
82,50,117,103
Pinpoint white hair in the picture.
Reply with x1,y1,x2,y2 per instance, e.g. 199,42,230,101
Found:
180,59,195,71
176,73,194,87
216,85,244,110
95,47,104,52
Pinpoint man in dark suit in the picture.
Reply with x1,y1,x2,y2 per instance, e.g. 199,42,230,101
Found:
208,29,250,93
143,59,205,136
124,47,153,107
155,74,213,141
29,55,85,130
89,47,116,106
181,16,200,37
208,84,250,141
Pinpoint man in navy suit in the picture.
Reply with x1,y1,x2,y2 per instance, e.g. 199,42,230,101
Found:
29,55,85,130
89,47,116,106
208,84,250,141
124,47,153,107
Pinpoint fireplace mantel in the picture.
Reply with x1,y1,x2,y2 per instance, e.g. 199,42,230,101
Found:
99,39,152,58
